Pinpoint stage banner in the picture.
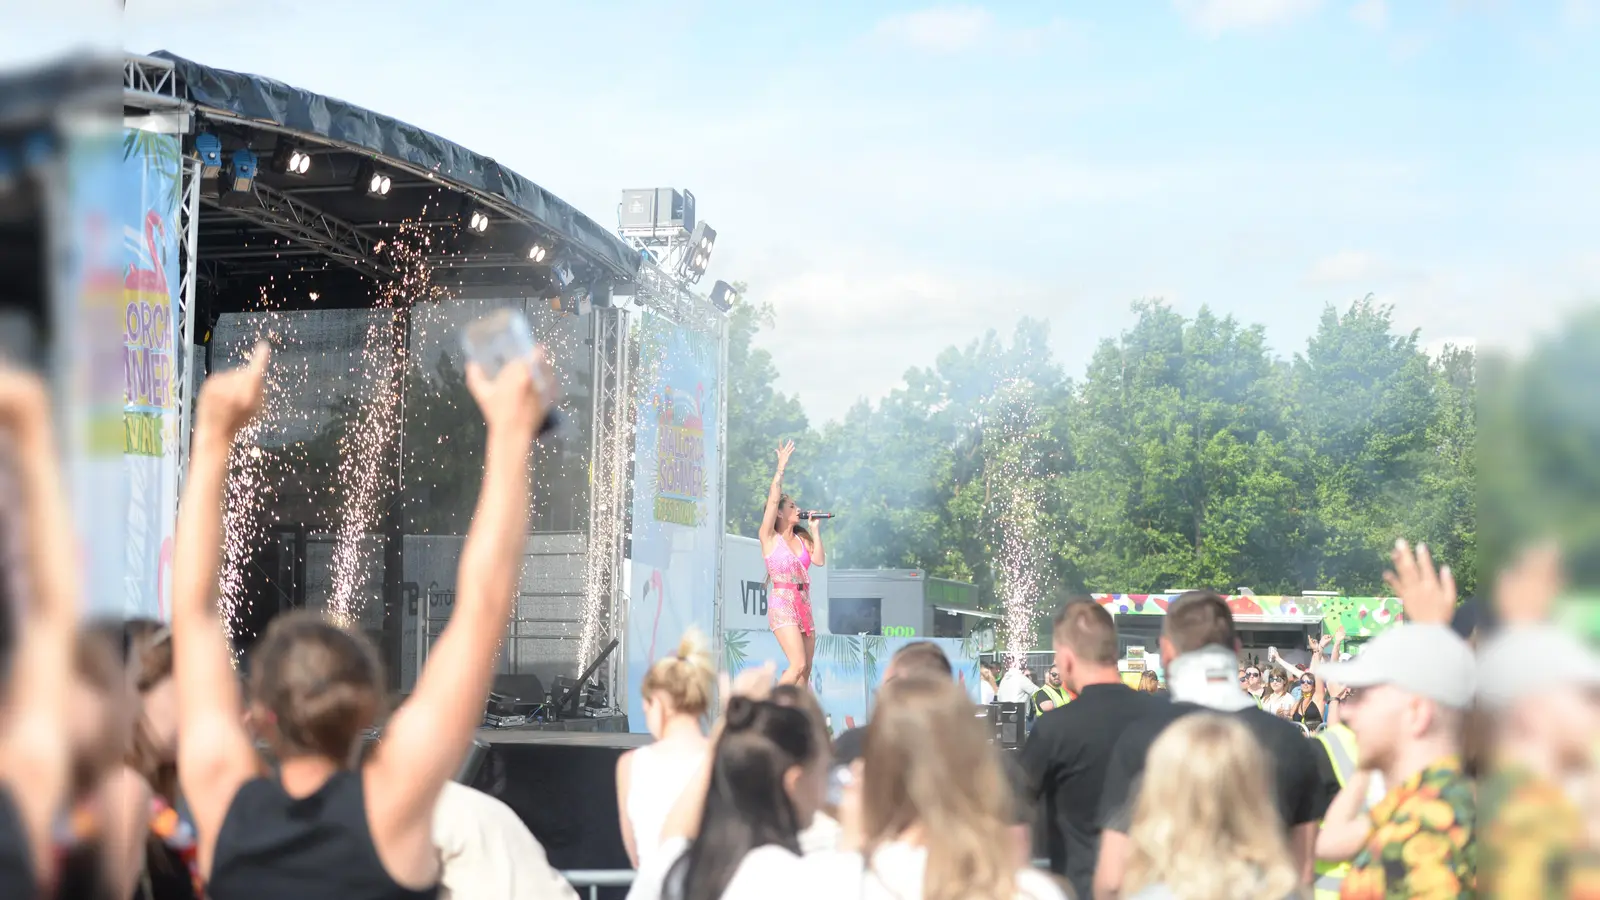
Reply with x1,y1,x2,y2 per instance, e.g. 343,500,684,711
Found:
119,127,184,620
721,631,980,739
58,123,138,619
625,313,722,731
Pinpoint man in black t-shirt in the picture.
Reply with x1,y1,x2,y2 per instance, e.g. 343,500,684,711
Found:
1091,591,1325,900
1021,598,1165,900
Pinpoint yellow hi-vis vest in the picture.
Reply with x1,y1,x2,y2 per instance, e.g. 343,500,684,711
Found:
1313,724,1360,900
1034,683,1069,713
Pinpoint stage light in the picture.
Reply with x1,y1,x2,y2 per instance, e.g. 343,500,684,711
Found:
709,280,738,313
223,148,258,194
270,144,312,176
528,242,550,262
552,262,575,289
355,159,392,198
680,221,716,283
196,133,222,178
467,209,490,234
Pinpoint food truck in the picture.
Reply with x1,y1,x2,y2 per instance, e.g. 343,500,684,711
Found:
1094,591,1406,679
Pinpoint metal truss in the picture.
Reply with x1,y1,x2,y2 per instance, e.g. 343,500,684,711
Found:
627,257,724,336
175,155,201,488
583,305,633,711
206,182,395,280
123,54,184,112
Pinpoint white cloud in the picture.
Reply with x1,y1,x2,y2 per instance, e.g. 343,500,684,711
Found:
875,6,996,53
1307,251,1387,285
1173,0,1323,35
1351,0,1390,30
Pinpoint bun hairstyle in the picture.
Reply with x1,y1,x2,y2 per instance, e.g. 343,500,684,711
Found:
248,610,385,763
667,697,818,900
640,629,715,718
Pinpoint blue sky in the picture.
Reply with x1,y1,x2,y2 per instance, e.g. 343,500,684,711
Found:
10,0,1599,422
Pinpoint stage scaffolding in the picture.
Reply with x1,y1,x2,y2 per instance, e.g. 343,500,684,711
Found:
121,53,730,714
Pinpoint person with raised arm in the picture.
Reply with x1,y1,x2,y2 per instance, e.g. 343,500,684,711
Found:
758,441,819,687
0,365,81,899
171,341,552,900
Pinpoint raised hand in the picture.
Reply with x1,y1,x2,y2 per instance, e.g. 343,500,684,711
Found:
0,364,49,438
1495,543,1564,625
196,341,270,441
1383,539,1457,626
466,347,553,437
775,440,796,468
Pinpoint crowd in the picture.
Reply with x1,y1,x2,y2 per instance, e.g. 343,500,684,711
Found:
2,344,1600,900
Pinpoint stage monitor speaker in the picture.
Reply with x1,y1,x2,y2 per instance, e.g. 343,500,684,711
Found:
993,702,1025,751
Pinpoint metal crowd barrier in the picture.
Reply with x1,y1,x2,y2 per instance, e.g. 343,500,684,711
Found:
562,859,1054,898
562,870,635,900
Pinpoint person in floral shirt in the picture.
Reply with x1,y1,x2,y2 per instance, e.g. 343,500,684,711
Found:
1338,755,1475,899
1321,540,1478,900
1473,547,1600,899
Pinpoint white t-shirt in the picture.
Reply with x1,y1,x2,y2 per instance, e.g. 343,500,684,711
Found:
432,781,578,900
809,842,1069,900
627,837,815,900
999,670,1039,705
624,741,708,865
980,681,997,704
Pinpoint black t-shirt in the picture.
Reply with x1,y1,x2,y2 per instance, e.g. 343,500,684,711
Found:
1097,701,1327,837
1020,683,1167,899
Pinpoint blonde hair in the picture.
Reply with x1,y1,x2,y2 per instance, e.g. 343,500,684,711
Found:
640,629,714,718
861,677,1016,900
1122,714,1302,900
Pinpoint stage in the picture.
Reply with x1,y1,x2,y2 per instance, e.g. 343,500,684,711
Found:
466,722,646,889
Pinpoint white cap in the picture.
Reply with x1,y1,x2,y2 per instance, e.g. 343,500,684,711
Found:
1319,624,1475,710
1476,624,1600,708
1166,645,1255,712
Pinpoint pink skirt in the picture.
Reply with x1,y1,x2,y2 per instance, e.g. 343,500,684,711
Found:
768,584,815,635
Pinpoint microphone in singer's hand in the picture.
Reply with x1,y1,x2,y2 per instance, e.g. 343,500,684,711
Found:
799,511,835,520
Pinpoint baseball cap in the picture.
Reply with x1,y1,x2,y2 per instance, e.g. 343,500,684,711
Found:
1166,645,1254,712
1319,624,1475,709
1476,623,1600,708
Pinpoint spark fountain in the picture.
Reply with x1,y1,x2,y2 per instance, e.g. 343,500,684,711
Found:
985,378,1051,666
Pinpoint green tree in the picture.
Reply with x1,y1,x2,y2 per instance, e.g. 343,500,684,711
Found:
723,287,815,537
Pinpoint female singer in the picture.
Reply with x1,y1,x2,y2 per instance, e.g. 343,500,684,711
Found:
759,440,825,687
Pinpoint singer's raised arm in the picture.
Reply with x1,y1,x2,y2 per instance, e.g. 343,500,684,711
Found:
759,440,794,546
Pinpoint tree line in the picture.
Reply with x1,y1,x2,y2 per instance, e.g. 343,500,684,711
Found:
726,292,1477,607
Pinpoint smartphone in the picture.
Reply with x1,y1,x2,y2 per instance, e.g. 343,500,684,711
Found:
461,308,537,380
460,308,563,437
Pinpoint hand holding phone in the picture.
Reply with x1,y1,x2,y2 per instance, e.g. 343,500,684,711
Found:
461,308,564,438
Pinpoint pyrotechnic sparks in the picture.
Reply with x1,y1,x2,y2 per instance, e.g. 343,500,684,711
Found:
218,298,307,656
578,316,640,665
324,224,440,627
986,378,1051,665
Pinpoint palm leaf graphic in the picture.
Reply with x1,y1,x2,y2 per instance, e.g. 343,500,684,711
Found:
815,634,862,678
862,634,887,687
722,629,751,673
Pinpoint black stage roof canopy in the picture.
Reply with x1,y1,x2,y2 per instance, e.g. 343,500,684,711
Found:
145,52,639,312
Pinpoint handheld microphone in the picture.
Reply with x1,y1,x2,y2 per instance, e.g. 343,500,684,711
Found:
799,511,835,520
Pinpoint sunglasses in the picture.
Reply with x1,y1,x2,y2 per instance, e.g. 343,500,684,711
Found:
1244,670,1261,678
1269,676,1286,683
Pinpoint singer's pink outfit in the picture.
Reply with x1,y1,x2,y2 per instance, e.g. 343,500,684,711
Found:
765,535,815,635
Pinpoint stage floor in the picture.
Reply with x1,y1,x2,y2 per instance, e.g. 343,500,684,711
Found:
476,729,650,748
